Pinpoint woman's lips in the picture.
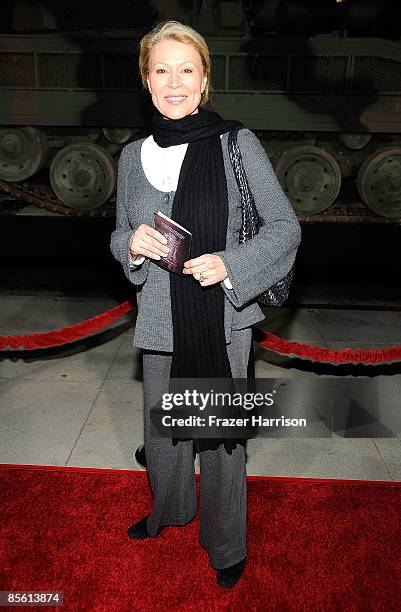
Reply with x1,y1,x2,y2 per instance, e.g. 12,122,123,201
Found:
165,96,187,105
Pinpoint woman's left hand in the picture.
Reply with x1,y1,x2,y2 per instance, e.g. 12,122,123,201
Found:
183,254,228,286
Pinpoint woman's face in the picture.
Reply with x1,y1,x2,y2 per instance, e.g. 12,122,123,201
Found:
146,38,207,120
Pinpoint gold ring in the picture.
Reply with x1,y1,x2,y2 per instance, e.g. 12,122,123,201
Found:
199,271,206,283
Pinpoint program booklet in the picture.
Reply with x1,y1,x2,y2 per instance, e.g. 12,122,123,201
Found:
153,211,192,275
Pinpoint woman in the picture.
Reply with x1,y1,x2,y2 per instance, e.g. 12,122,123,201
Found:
110,20,301,588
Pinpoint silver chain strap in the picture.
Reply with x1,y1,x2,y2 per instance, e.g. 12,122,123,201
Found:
228,127,295,307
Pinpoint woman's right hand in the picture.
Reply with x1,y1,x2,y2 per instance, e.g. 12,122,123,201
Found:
129,224,170,261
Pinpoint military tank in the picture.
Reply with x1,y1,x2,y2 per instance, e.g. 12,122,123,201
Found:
1,0,401,222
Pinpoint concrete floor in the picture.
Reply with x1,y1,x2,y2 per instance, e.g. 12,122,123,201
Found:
1,294,401,481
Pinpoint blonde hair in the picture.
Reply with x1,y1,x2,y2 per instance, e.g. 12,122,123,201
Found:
138,20,212,106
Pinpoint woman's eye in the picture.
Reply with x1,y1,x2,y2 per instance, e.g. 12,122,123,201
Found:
155,68,192,74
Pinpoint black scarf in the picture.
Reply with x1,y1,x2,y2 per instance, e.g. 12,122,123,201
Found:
152,106,246,455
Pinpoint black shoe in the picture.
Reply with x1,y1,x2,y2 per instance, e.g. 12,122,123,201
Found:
127,515,164,540
135,444,147,469
216,557,246,588
135,444,197,469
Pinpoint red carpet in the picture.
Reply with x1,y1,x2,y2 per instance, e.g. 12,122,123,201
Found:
1,465,400,611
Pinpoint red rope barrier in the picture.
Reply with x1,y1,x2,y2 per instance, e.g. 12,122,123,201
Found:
255,329,401,365
1,299,401,364
0,299,134,350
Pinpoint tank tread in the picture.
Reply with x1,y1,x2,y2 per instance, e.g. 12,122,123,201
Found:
2,179,401,224
298,202,401,224
0,180,116,217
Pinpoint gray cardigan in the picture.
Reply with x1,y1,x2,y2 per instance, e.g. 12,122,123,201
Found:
110,127,302,351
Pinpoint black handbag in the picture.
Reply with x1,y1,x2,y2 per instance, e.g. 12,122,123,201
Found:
227,126,295,307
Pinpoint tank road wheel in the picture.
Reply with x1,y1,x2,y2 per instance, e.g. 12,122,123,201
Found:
339,133,371,150
102,128,136,144
0,127,48,181
274,146,341,214
50,143,117,210
357,148,401,218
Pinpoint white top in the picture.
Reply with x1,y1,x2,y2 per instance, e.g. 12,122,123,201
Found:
141,135,189,192
129,134,232,289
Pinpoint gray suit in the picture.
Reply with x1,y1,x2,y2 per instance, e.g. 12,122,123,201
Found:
110,128,302,351
110,127,301,569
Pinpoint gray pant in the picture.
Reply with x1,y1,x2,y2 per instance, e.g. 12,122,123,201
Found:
143,327,252,570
